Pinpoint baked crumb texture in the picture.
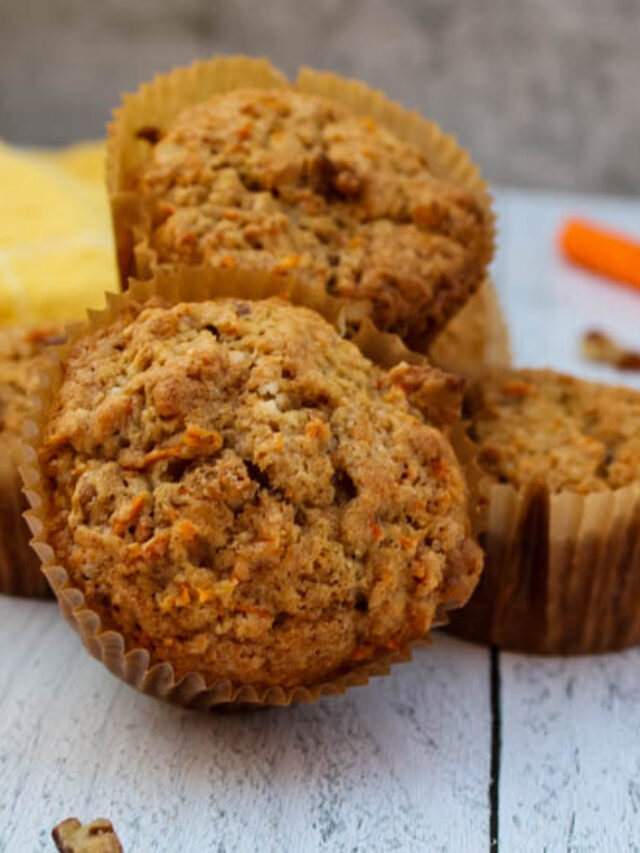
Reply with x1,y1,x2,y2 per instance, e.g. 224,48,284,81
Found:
41,298,480,689
467,368,640,494
0,325,65,595
129,88,491,348
581,329,640,372
52,818,123,853
449,367,640,654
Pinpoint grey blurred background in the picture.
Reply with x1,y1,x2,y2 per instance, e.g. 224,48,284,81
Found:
1,0,639,194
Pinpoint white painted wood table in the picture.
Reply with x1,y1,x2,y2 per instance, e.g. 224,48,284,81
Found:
1,188,640,853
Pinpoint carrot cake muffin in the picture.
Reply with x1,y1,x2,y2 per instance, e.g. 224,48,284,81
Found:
450,368,640,654
468,369,640,493
52,818,123,853
39,297,481,689
127,88,491,348
0,324,65,596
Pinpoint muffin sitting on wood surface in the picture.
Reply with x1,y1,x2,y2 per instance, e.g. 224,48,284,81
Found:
0,325,65,597
449,368,640,655
108,57,497,358
27,283,482,706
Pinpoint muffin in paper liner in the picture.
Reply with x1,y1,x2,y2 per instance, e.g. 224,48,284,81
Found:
106,55,496,356
106,56,287,286
0,325,69,598
20,269,481,709
448,369,640,655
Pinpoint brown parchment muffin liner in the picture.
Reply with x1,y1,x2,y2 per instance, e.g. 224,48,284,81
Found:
428,278,511,376
448,480,640,654
0,322,71,598
0,451,50,597
20,268,479,708
106,55,497,359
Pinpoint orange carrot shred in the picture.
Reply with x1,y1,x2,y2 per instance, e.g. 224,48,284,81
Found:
184,426,222,453
235,603,271,619
501,381,533,398
237,122,253,140
140,531,171,560
559,218,640,292
112,492,148,535
143,444,185,466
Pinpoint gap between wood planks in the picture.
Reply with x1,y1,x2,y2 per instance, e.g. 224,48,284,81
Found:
490,646,502,851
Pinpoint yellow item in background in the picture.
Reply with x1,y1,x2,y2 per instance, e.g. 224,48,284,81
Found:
0,140,118,326
47,141,110,185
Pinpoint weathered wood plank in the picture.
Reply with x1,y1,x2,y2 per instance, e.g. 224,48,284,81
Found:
0,597,492,852
499,650,640,852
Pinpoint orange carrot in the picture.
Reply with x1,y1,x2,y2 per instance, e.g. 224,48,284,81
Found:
111,492,148,535
236,122,253,140
234,603,271,619
175,519,199,543
370,521,383,542
144,533,171,561
559,218,640,292
272,254,300,274
183,425,222,453
501,381,533,398
143,444,185,466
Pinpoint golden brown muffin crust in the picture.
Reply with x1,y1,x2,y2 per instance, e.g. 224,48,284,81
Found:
467,368,640,494
130,88,491,348
41,298,480,688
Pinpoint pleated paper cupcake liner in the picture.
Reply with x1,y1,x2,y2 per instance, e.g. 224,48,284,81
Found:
20,268,478,708
448,480,640,654
0,451,50,598
427,278,511,377
107,55,497,362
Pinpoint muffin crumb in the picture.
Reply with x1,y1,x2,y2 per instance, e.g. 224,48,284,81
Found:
52,818,123,853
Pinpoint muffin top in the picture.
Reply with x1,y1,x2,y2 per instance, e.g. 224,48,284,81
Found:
129,88,491,348
467,368,640,494
40,297,481,689
0,325,65,459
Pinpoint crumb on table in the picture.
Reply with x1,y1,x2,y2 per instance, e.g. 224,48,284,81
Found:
581,329,640,371
51,818,123,853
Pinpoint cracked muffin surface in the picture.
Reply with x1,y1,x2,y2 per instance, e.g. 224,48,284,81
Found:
468,368,640,494
41,297,481,688
129,88,491,348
